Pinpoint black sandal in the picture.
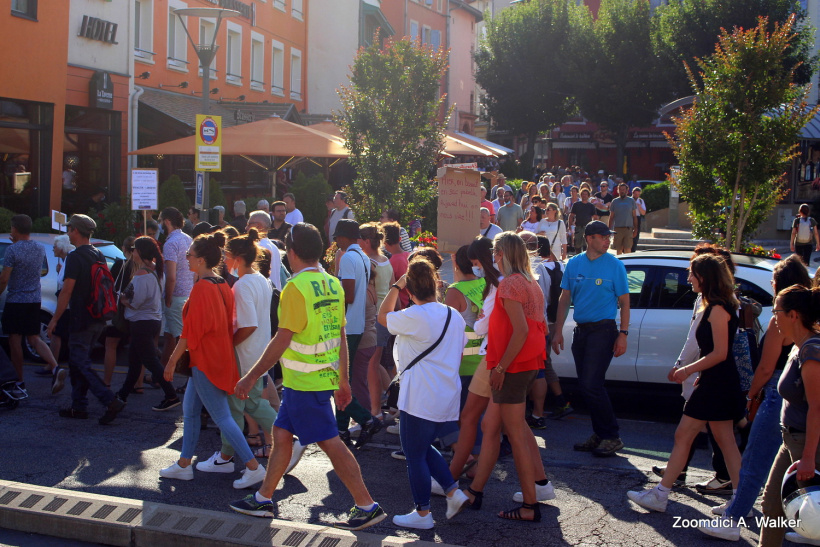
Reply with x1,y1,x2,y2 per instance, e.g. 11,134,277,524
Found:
466,487,483,510
253,444,272,458
498,502,541,523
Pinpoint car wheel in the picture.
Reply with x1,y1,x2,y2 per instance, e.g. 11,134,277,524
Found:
22,311,52,363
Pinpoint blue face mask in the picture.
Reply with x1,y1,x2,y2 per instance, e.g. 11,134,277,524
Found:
472,266,484,278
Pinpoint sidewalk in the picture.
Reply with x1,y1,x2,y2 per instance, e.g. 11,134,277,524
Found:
0,479,447,547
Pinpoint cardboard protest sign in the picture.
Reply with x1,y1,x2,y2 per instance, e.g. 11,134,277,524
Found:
437,167,481,253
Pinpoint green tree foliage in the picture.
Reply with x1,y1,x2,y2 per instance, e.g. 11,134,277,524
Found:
474,0,578,168
655,0,815,100
0,207,14,233
336,35,449,223
88,199,137,246
669,16,818,250
571,0,664,178
208,178,227,210
158,175,190,214
642,181,670,213
288,171,333,229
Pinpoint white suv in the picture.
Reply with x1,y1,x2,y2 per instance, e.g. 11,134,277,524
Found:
551,251,778,385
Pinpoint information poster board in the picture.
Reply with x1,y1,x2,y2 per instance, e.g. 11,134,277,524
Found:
194,172,204,210
131,168,158,210
437,167,482,253
51,210,67,232
196,114,222,172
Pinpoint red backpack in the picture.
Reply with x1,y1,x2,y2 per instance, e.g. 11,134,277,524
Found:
87,257,117,321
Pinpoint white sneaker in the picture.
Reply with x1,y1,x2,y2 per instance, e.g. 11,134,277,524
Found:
786,532,820,545
711,496,753,518
513,481,556,503
431,477,446,497
446,489,469,519
160,462,194,481
386,423,400,435
195,451,235,473
233,465,267,489
285,439,306,475
698,518,740,541
392,510,434,530
627,488,667,512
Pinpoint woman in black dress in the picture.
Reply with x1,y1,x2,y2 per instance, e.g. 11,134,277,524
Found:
628,253,743,513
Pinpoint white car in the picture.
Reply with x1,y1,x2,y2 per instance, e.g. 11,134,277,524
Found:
551,251,777,385
0,233,125,360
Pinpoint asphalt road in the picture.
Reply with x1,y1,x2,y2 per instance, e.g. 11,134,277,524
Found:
0,360,796,547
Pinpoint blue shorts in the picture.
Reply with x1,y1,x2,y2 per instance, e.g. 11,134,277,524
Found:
274,387,338,445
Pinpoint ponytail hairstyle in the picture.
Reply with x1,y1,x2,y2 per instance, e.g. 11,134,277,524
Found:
406,257,438,302
776,284,820,332
358,222,384,254
191,230,227,270
454,245,473,276
133,236,165,281
226,227,263,268
257,248,272,279
468,236,500,299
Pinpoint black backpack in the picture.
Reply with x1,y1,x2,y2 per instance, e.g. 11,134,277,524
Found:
544,262,563,324
268,278,281,338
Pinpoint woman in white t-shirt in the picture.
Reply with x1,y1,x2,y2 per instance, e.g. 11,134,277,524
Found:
206,229,278,464
519,206,546,235
378,258,470,529
538,203,567,261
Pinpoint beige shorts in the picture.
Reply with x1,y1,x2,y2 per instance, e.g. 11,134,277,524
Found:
613,226,633,252
468,357,492,399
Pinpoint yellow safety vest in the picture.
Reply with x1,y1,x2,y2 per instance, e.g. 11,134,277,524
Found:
280,270,345,392
451,278,486,376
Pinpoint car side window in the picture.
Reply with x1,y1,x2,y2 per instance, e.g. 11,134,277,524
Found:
654,267,698,310
625,266,651,309
736,278,772,307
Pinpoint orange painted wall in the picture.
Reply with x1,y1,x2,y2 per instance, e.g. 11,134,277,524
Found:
0,1,71,212
141,0,308,110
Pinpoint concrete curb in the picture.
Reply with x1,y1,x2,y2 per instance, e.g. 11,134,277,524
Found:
0,480,451,547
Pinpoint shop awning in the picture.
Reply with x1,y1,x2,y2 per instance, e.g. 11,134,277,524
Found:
452,131,514,155
139,87,301,129
130,115,349,158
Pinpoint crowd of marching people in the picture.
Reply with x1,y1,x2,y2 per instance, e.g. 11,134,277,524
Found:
3,168,820,544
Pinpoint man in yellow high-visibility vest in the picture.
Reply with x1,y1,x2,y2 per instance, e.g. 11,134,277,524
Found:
229,223,386,530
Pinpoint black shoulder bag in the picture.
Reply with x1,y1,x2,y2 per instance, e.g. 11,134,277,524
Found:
385,307,452,409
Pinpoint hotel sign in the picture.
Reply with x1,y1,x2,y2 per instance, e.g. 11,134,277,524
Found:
78,15,118,44
204,0,255,25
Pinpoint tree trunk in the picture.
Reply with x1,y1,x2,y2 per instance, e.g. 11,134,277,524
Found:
726,141,745,249
520,131,538,179
615,126,629,179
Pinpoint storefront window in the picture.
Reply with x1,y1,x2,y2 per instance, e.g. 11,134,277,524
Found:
63,106,120,216
0,99,52,219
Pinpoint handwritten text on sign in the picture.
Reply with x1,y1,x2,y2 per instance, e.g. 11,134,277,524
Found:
437,168,481,253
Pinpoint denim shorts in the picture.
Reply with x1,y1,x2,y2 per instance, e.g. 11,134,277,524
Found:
162,296,186,337
274,387,339,445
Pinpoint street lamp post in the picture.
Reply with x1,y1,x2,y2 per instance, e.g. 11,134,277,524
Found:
173,7,239,215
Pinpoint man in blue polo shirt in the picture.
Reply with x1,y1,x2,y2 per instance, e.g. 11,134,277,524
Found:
551,220,630,457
